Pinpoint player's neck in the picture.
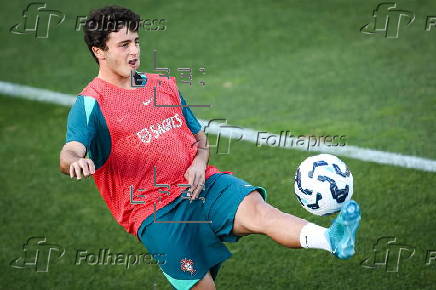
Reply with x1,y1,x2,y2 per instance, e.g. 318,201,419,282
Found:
97,69,135,90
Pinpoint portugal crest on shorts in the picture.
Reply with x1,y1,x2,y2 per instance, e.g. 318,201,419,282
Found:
180,258,196,275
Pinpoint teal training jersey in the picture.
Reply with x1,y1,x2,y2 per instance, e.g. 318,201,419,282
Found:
65,76,202,170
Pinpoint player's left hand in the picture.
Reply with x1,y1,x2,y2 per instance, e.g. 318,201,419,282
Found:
184,158,206,201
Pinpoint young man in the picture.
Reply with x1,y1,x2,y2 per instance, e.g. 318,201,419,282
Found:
59,6,361,290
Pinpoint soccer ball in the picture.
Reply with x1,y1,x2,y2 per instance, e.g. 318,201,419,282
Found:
294,154,353,216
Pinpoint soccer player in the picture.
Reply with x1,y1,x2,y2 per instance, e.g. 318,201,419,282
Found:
59,6,361,290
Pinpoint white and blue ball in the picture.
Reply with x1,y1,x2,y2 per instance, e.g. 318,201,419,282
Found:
294,154,353,216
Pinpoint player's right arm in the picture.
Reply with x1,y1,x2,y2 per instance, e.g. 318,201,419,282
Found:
60,141,95,179
59,95,97,179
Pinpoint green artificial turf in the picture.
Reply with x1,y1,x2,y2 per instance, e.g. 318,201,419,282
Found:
1,0,435,289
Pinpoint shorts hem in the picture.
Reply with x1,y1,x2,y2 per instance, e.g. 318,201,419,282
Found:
161,252,231,289
220,185,267,243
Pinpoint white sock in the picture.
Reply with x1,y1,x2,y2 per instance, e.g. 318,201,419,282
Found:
299,223,332,252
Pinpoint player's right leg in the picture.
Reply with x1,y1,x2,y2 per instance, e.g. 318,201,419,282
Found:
191,271,215,290
137,189,232,290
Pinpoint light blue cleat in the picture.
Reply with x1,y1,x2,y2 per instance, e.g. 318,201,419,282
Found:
327,200,361,259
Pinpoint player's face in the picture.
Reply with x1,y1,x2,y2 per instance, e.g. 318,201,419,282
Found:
102,26,140,78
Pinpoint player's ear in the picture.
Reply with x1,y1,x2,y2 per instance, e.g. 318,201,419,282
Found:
92,46,105,62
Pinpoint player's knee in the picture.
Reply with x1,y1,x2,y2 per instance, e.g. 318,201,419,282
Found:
245,190,272,233
234,190,272,235
253,197,277,232
191,271,215,290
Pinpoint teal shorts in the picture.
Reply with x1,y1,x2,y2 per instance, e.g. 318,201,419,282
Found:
137,173,267,290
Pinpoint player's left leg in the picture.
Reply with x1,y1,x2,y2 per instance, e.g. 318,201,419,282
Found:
233,190,361,259
232,190,307,247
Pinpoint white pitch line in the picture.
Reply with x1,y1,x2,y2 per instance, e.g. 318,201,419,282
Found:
0,81,76,106
1,80,436,172
199,120,436,172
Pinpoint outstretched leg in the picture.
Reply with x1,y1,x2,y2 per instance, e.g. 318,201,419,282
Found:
233,190,360,259
233,190,308,248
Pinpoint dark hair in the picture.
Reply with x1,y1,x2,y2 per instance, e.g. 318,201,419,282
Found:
84,6,141,64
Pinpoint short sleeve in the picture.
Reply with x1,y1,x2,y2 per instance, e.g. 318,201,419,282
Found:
179,91,202,135
65,95,97,154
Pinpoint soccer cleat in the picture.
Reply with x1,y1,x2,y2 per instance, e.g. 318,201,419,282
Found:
327,200,361,259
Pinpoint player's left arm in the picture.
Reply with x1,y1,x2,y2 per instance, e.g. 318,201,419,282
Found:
178,91,209,200
184,130,209,200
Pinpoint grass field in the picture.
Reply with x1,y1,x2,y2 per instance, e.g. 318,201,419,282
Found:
1,0,435,289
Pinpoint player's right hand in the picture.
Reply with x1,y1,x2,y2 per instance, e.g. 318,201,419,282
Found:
69,158,95,180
